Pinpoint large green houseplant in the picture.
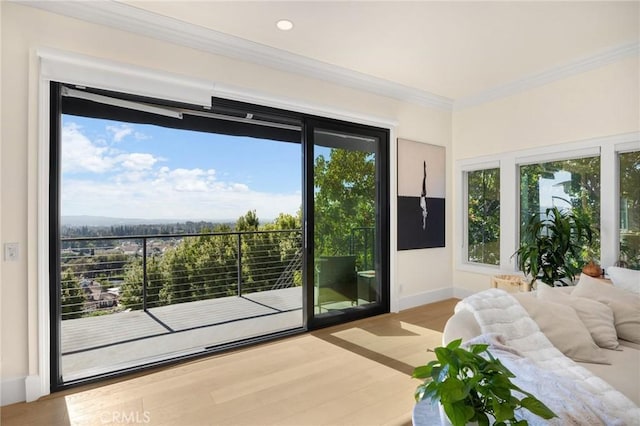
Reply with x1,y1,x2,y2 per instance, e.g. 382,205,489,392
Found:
413,339,556,426
513,205,593,287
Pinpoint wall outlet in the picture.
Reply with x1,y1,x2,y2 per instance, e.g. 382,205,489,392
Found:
4,243,19,261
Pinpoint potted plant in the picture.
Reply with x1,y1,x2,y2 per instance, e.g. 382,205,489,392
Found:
513,205,593,287
581,247,603,278
413,339,556,426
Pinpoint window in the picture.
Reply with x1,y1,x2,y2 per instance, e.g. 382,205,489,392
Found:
466,168,500,265
619,150,640,269
458,136,639,276
519,156,601,262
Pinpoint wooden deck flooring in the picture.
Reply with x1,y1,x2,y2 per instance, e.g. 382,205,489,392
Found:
61,287,304,381
2,298,459,426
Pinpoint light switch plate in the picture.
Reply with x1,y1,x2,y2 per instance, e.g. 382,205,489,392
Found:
4,242,19,261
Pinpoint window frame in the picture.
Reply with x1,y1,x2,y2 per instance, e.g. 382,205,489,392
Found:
459,160,501,271
457,134,640,275
614,143,640,268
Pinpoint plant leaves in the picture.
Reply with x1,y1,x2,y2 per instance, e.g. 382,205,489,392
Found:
521,396,557,419
475,411,490,426
470,343,489,355
413,340,556,426
412,364,432,379
493,400,514,423
440,377,468,403
443,401,474,426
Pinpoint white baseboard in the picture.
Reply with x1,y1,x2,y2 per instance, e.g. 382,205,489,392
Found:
0,375,44,406
452,287,476,299
1,376,26,406
398,286,478,311
25,375,44,402
398,287,454,311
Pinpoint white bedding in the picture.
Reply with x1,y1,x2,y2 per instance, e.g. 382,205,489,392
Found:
455,288,640,425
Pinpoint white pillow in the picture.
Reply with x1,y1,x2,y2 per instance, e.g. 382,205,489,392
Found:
536,283,619,350
573,273,640,344
513,292,609,364
607,266,640,294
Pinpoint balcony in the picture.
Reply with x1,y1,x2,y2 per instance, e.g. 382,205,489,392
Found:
58,227,375,382
59,229,304,382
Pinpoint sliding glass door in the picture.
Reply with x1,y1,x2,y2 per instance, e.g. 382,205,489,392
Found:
50,83,389,389
51,84,306,387
306,120,389,328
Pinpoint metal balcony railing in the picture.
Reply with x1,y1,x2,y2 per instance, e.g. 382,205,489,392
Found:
59,229,303,320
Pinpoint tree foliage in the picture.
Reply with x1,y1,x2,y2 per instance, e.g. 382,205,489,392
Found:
620,151,640,269
116,213,303,311
61,268,85,319
314,149,376,268
467,169,500,265
520,157,600,262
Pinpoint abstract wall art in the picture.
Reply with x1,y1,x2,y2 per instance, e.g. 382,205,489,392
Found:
397,138,445,250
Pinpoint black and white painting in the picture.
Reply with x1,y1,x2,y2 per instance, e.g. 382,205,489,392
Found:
397,139,445,250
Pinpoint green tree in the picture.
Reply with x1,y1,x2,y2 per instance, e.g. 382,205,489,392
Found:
61,268,85,319
236,210,259,231
145,256,166,308
520,157,600,266
264,212,303,287
158,223,240,304
467,168,500,265
270,212,302,231
161,242,195,305
620,151,640,268
314,149,375,269
191,227,238,299
121,256,166,310
236,210,280,294
120,259,143,310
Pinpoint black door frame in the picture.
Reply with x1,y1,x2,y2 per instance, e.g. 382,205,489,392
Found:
48,83,390,390
303,117,390,330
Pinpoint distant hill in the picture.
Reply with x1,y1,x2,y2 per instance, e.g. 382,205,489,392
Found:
61,215,222,227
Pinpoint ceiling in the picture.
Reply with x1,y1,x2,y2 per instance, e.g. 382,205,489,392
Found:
20,1,640,108
121,1,639,103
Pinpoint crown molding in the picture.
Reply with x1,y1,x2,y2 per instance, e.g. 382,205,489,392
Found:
16,0,454,111
454,41,640,111
14,1,639,112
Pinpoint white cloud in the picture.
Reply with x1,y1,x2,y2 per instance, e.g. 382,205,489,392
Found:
63,122,161,176
153,168,219,193
107,124,134,142
231,183,249,192
62,123,115,173
61,122,300,221
62,176,301,221
119,153,158,171
115,171,149,184
135,132,150,140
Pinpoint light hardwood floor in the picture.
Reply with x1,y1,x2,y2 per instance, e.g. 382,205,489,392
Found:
1,298,458,426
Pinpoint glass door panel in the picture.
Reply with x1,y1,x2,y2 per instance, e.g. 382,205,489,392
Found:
309,125,388,325
52,85,305,387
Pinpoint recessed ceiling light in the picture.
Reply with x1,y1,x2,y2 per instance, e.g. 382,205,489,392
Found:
276,19,294,31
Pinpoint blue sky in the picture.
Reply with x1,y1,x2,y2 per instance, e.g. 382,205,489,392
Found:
61,115,302,221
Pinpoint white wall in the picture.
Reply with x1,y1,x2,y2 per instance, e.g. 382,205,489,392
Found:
0,0,5,407
0,2,452,404
452,56,640,293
